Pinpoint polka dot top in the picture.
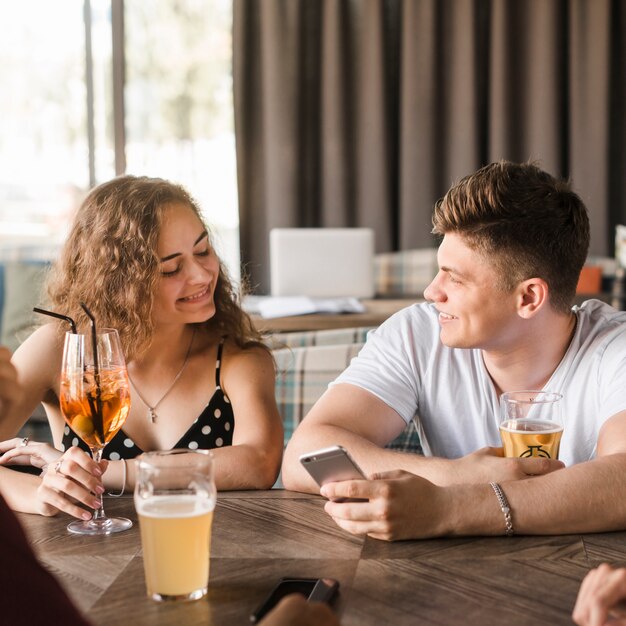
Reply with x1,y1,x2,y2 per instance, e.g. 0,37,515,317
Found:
60,338,234,460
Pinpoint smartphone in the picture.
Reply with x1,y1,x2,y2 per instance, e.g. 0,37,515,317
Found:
249,577,339,623
299,445,367,501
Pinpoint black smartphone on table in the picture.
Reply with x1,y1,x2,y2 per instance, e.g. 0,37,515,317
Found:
299,445,367,502
249,577,339,623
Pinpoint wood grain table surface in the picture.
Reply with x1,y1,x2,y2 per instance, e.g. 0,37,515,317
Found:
17,490,626,625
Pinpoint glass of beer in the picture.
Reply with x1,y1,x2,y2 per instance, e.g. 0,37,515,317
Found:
500,391,563,459
134,450,216,602
60,328,132,535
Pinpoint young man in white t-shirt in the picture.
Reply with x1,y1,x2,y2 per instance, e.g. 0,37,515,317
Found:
282,160,626,541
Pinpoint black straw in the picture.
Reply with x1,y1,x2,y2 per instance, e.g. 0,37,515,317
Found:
80,303,105,446
33,307,77,334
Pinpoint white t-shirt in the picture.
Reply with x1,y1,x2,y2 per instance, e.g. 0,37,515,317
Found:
332,299,626,466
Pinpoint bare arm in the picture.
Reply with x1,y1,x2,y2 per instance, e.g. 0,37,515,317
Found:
0,347,47,514
0,340,100,518
0,466,42,513
205,345,283,490
0,346,23,422
498,410,626,535
282,384,442,491
0,324,63,440
321,410,626,540
282,383,561,493
0,327,108,518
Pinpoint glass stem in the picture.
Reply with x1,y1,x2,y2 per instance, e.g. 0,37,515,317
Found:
90,447,109,525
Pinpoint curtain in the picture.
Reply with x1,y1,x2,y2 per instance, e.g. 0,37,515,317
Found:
234,0,626,294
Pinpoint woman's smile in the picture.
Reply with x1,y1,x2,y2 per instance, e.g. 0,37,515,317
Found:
177,284,212,305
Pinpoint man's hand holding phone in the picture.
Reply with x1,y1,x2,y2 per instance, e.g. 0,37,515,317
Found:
299,445,450,541
299,446,368,502
321,469,448,542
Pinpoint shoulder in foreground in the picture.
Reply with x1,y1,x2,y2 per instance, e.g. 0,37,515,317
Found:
11,323,65,385
13,322,64,356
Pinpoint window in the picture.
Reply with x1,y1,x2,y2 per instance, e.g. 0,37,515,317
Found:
0,0,239,279
0,1,87,249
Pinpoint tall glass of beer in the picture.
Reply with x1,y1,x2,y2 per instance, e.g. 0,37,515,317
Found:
134,449,216,602
500,391,563,460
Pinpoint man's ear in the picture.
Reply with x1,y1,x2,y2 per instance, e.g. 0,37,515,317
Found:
517,278,549,318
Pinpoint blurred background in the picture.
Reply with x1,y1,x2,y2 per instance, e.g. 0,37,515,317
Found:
1,0,625,294
0,0,240,276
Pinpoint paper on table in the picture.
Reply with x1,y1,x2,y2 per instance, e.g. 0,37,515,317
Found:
245,296,366,319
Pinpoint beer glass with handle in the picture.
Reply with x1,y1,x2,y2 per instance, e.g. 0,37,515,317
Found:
500,391,563,460
60,328,132,535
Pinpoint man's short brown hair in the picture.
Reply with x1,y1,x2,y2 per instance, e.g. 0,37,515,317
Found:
432,161,590,314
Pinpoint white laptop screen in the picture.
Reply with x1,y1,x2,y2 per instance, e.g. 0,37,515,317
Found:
269,228,375,298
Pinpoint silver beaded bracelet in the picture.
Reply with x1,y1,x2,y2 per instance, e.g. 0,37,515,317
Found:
489,482,514,536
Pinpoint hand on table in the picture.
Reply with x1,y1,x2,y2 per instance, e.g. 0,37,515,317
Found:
319,446,566,541
321,470,448,541
573,564,626,626
259,594,340,626
0,437,63,473
0,442,107,518
454,446,564,484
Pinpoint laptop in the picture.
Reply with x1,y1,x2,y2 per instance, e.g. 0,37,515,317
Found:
270,228,375,298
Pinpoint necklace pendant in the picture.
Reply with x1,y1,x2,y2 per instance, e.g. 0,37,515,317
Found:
131,327,196,427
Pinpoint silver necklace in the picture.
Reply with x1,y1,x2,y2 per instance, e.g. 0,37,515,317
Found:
130,328,196,423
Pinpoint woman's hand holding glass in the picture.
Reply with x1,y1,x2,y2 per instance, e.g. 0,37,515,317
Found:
0,439,107,518
37,447,107,518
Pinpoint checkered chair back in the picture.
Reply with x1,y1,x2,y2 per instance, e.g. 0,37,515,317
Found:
374,248,438,296
273,342,422,454
266,326,375,349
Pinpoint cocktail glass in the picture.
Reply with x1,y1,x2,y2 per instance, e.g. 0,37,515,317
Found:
60,328,132,535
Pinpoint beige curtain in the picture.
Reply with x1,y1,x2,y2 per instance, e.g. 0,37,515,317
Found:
234,0,626,293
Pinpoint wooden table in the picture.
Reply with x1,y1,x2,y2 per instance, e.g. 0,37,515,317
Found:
17,490,626,625
252,298,418,332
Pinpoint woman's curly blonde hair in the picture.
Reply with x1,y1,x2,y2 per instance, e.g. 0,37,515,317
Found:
45,175,265,358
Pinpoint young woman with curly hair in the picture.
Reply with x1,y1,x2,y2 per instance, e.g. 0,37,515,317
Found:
0,176,283,519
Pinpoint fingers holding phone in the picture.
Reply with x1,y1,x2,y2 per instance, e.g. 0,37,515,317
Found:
258,594,341,626
324,470,446,541
250,578,340,624
299,446,436,540
299,446,368,502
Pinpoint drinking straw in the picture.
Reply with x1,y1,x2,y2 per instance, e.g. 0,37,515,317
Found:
80,303,105,445
32,307,77,334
